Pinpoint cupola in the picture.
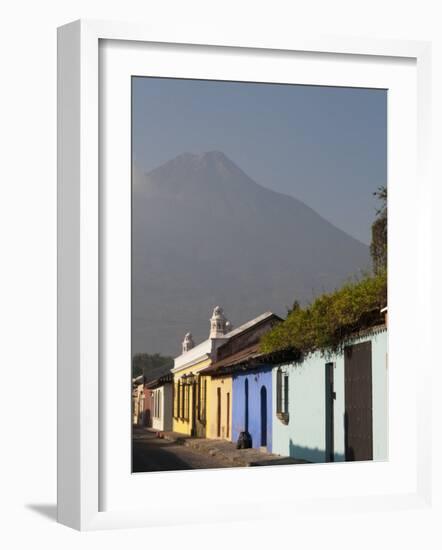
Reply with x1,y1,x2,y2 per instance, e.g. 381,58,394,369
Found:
182,332,195,353
210,306,229,338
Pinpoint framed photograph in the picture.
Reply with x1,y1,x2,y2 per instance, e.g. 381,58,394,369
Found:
57,20,432,530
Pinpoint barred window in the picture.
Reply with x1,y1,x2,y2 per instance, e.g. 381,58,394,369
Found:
276,368,289,417
200,377,207,423
184,384,189,421
155,390,161,418
180,381,185,419
175,383,179,418
196,377,201,421
174,384,178,417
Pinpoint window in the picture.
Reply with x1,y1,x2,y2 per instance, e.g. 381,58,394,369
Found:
154,390,160,418
174,384,178,417
196,376,201,421
180,381,185,419
184,384,190,421
276,368,289,424
199,377,207,424
175,382,180,418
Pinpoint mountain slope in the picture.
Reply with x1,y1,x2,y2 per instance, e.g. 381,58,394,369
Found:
132,151,370,355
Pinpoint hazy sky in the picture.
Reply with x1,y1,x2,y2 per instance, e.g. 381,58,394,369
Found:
132,77,386,245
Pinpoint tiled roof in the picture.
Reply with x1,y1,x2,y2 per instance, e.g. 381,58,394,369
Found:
145,372,174,389
201,345,300,376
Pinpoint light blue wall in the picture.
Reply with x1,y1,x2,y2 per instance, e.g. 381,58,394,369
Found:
370,330,388,460
272,328,388,463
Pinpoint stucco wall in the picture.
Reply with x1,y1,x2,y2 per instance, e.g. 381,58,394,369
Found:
272,329,388,463
206,376,232,440
151,384,173,432
172,358,211,435
232,367,273,451
369,330,388,460
271,356,335,462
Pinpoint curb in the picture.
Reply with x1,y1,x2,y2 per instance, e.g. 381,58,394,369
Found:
183,439,253,467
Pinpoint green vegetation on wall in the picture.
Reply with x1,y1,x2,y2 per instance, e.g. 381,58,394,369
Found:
261,186,388,356
260,271,387,356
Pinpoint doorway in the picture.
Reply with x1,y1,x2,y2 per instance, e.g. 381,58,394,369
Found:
217,387,221,438
226,392,230,439
260,386,267,447
344,341,373,461
244,378,249,432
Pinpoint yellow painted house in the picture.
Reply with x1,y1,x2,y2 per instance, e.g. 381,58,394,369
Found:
205,373,232,440
201,312,282,442
171,306,232,437
172,307,280,442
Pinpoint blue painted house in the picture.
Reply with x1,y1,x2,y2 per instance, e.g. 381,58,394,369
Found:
203,312,282,452
232,366,273,451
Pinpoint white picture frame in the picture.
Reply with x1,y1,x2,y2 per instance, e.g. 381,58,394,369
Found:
57,19,432,531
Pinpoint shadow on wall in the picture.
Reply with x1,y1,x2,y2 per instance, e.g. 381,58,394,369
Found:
289,439,345,463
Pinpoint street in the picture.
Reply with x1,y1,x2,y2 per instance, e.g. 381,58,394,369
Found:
132,429,231,472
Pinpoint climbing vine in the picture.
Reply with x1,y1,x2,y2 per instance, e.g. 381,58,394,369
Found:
260,271,387,356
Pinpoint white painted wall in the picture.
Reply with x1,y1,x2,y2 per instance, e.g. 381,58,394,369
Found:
152,384,173,432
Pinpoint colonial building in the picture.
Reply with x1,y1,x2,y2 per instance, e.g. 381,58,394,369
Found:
271,314,388,463
171,306,232,437
132,375,145,426
146,372,174,432
202,312,282,449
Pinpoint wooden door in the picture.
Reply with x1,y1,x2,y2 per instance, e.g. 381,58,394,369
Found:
217,387,221,438
344,341,373,461
226,392,230,439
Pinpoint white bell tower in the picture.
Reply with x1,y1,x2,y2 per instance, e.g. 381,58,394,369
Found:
182,332,194,353
210,306,229,338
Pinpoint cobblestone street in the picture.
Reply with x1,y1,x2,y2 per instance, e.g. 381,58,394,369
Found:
132,429,231,472
132,428,304,472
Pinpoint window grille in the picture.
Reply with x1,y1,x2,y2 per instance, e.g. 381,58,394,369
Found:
173,384,178,417
276,368,289,424
180,381,185,419
196,377,201,421
276,368,282,413
184,384,190,421
175,383,180,418
201,378,207,423
283,374,289,414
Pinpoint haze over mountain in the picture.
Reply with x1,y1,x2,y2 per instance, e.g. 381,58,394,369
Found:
132,151,370,356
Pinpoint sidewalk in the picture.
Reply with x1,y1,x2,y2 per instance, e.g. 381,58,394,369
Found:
147,429,308,467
